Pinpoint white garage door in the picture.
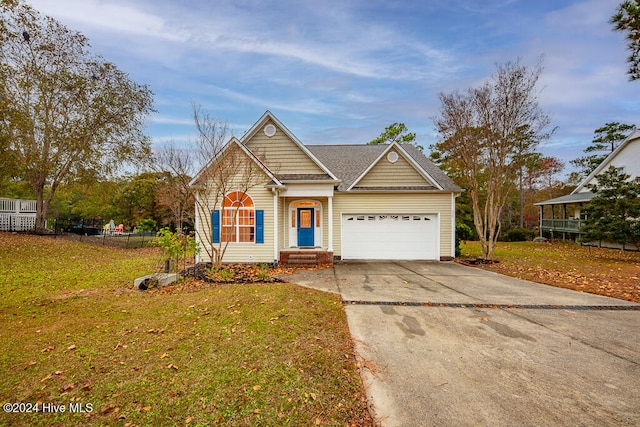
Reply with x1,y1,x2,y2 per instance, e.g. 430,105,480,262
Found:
341,214,439,260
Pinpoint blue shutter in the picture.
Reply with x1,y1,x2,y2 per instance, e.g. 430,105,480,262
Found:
255,210,264,244
212,210,220,243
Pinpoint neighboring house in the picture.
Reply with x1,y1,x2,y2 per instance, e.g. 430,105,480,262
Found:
535,129,640,244
192,111,461,265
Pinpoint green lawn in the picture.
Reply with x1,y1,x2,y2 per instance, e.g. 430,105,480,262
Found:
0,233,372,426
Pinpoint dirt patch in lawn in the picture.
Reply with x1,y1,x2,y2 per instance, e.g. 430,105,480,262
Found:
460,241,640,303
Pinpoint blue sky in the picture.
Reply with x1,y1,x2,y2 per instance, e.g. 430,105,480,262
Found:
28,0,638,176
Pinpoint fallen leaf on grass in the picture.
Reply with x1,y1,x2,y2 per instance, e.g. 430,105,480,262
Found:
252,385,261,391
67,344,76,351
41,345,55,353
101,405,119,415
167,363,179,370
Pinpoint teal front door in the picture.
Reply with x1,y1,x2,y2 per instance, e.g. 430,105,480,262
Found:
297,208,314,247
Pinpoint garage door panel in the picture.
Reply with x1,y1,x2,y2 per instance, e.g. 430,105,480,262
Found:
342,214,438,260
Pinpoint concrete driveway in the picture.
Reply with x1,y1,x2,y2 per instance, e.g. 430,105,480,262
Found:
283,261,640,426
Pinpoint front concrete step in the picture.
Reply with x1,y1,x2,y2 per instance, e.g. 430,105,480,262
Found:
286,253,318,267
279,250,333,267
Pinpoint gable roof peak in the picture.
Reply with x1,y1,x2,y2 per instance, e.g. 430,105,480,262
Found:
240,111,339,181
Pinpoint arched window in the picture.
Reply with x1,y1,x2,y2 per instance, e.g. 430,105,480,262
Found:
222,191,255,242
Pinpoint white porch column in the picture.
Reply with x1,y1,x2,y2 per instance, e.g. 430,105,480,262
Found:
272,189,279,263
327,196,333,252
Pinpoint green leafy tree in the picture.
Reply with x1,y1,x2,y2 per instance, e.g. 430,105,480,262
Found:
368,122,422,150
49,178,119,220
432,59,552,260
0,1,155,232
581,166,640,248
611,0,640,80
111,172,174,229
570,122,636,180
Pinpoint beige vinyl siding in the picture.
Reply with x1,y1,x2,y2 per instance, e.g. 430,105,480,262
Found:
244,120,325,175
356,149,435,187
331,192,454,258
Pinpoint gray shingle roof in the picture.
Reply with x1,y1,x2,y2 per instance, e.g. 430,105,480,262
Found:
534,191,595,206
306,144,461,192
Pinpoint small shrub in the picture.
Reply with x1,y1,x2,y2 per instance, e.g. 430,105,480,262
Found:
455,223,474,257
206,266,234,282
219,268,234,280
504,228,535,242
255,263,270,281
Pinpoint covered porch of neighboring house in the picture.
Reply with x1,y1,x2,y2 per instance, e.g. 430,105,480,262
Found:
534,192,595,241
0,198,37,232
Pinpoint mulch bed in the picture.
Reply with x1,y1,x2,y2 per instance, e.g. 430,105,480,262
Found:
180,262,302,283
181,263,278,283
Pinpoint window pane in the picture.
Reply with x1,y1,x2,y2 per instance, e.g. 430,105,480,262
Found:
222,210,235,226
238,226,254,242
221,226,235,242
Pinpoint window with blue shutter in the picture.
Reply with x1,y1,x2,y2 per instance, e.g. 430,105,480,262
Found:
212,210,220,243
255,210,264,244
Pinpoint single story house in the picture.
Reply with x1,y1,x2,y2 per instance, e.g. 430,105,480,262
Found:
535,129,640,244
192,111,461,265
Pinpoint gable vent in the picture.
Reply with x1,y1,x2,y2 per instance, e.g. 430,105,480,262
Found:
387,151,399,163
264,124,276,137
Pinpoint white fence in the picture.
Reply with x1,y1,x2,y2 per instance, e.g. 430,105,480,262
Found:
0,198,37,231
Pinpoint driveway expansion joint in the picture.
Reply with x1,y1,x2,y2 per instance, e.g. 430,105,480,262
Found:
342,300,640,310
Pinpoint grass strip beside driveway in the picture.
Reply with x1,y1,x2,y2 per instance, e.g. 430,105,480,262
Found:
461,241,640,303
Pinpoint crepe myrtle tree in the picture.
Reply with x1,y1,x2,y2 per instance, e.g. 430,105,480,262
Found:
155,105,267,267
432,58,553,260
0,1,155,232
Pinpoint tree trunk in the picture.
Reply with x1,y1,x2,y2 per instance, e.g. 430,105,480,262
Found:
35,190,48,234
519,171,524,228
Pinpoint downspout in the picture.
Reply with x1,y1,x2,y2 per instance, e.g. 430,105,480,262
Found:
328,196,333,252
272,188,279,265
453,192,460,258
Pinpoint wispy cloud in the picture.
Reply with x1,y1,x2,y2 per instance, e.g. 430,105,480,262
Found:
30,0,188,42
